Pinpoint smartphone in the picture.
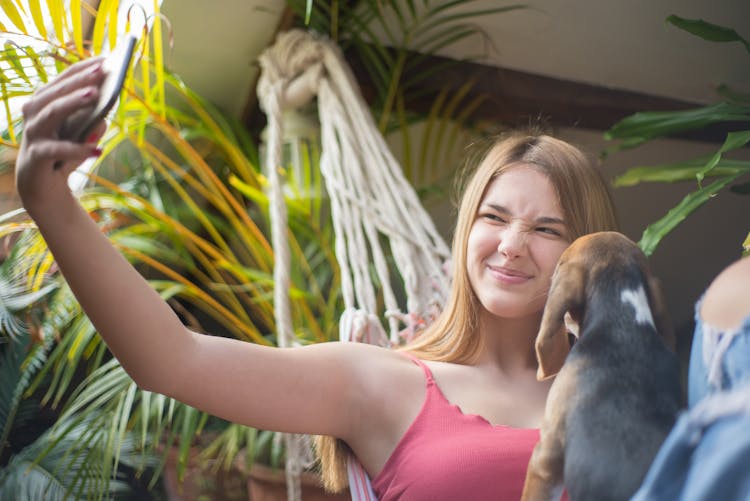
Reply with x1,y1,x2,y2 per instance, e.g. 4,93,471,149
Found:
58,34,137,143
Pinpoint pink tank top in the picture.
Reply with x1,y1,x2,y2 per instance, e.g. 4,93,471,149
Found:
371,355,541,500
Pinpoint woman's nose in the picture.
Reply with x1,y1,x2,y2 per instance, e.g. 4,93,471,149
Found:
498,225,527,258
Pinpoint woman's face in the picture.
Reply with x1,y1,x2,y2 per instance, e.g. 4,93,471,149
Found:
466,165,571,320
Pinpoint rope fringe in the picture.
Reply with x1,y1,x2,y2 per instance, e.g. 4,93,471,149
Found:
257,29,451,501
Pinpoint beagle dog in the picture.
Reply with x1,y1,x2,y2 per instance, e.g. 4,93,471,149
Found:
521,231,682,501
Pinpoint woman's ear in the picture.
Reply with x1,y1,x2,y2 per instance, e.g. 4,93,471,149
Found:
536,263,585,380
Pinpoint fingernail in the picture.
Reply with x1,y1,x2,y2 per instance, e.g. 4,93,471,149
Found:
90,147,103,158
83,87,96,98
85,132,99,144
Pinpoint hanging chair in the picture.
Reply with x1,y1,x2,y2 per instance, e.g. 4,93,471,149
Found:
257,29,452,501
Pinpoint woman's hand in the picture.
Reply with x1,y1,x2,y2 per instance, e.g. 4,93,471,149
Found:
8,57,412,458
16,57,108,214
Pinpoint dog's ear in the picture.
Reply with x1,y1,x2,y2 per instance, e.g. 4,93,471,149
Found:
647,276,675,351
536,263,586,380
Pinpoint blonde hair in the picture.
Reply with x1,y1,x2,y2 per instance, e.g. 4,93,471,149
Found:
316,130,619,492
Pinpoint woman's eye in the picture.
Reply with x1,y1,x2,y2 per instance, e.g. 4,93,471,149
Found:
483,214,506,223
536,227,561,236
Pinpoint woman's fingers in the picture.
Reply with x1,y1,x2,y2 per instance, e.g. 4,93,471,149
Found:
16,58,109,206
20,134,101,173
22,85,100,141
24,57,105,116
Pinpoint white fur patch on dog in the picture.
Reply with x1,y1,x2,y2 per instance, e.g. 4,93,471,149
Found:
621,286,655,328
564,311,580,339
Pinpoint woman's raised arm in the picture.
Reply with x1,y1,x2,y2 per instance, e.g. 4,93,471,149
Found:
15,58,397,442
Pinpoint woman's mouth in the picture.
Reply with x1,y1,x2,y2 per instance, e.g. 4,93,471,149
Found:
488,265,532,284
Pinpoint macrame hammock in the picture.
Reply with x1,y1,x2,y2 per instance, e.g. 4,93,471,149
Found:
257,29,451,500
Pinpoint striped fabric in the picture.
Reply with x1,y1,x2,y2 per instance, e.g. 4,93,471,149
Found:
347,456,378,501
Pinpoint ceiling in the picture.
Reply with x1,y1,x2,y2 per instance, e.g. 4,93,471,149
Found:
160,0,750,115
438,0,750,105
157,0,749,343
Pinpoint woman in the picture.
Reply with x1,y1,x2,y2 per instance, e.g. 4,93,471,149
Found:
16,57,618,500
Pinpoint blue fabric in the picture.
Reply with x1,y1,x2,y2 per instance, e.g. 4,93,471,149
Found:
632,299,750,501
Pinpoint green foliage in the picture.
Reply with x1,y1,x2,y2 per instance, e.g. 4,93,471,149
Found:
0,406,155,501
664,15,750,53
0,0,513,497
287,0,520,203
605,16,750,256
0,1,339,496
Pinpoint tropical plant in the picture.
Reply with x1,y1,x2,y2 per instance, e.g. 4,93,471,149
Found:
0,0,516,498
0,234,159,499
0,1,339,498
286,0,524,204
605,16,750,257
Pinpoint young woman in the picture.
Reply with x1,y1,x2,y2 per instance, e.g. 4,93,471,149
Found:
16,57,619,500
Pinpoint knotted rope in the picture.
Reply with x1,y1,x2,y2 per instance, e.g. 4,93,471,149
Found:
257,29,451,500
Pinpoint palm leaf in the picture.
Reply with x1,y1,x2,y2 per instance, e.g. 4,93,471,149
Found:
0,411,152,501
604,102,750,152
607,17,748,256
0,0,513,495
614,157,750,187
639,175,739,256
666,15,750,54
0,332,33,457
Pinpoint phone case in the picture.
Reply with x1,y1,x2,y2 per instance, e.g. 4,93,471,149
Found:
58,35,137,143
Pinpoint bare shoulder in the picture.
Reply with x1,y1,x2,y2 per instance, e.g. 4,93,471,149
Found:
295,341,419,381
340,346,432,470
290,341,427,418
701,255,750,331
334,343,428,405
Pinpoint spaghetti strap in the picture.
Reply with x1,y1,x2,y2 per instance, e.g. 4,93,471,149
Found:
346,352,433,501
402,352,435,384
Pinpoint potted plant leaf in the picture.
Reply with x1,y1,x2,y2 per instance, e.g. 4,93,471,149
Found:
604,16,750,258
0,1,519,499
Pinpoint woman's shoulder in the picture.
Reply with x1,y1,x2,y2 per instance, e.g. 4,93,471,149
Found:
701,255,750,331
314,343,478,404
304,341,428,393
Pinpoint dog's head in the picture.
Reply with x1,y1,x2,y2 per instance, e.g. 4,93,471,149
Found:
535,231,673,380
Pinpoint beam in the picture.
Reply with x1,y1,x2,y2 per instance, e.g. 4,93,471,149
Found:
243,44,747,145
345,50,747,144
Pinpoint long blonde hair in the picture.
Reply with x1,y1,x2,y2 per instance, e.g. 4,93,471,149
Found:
316,131,619,492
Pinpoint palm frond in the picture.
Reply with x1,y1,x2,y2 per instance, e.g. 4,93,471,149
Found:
0,410,153,501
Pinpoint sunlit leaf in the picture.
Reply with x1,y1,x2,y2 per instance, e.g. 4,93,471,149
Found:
3,42,31,84
0,0,28,34
70,0,83,54
28,0,47,38
91,0,117,53
25,45,49,83
45,0,64,45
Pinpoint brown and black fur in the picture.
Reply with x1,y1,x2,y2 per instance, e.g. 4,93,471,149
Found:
521,232,682,501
